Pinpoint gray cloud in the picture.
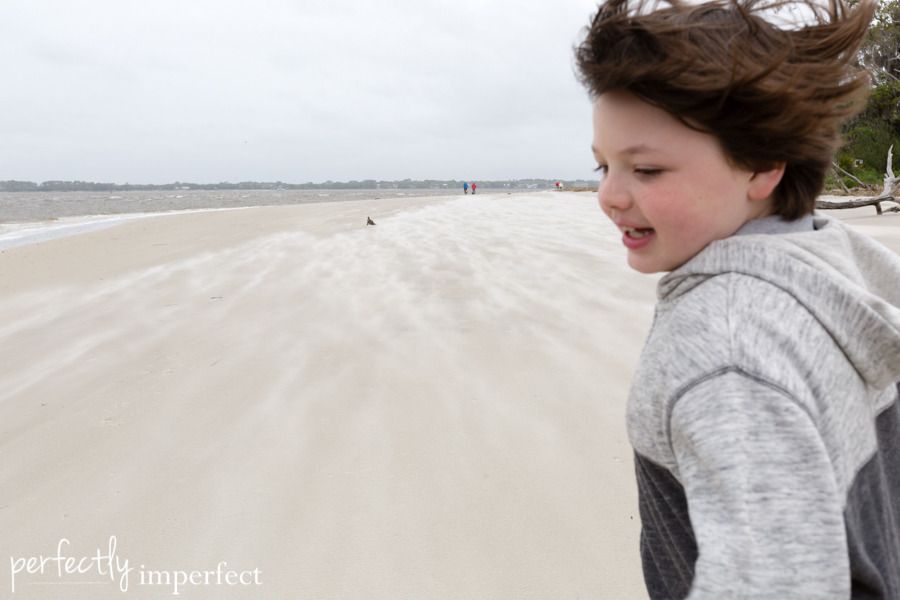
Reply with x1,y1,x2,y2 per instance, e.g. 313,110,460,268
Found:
0,0,599,183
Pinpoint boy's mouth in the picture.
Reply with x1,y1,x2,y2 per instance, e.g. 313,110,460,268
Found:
621,226,656,250
623,227,654,239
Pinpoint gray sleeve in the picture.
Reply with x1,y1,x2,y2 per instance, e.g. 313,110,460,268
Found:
669,371,850,599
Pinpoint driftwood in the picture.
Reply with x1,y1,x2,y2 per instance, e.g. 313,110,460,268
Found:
815,195,899,214
817,145,900,215
832,161,874,191
831,165,853,194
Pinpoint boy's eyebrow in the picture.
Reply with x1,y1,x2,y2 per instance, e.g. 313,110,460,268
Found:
590,143,659,156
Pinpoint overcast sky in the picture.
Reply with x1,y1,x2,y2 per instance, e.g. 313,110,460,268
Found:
0,0,600,184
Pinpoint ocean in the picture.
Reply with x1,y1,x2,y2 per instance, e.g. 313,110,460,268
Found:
0,188,471,223
0,188,476,250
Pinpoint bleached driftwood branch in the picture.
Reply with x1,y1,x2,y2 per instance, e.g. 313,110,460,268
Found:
831,166,852,194
832,161,873,190
881,144,896,196
817,145,900,215
815,195,898,214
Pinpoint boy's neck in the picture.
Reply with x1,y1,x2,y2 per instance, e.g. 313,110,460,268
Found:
734,214,815,237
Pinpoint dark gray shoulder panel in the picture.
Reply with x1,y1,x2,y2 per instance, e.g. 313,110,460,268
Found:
846,385,900,599
634,452,696,600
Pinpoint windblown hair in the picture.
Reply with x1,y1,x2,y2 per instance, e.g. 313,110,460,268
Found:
575,0,876,219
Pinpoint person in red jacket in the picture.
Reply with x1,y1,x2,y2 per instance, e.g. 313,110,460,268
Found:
471,182,477,195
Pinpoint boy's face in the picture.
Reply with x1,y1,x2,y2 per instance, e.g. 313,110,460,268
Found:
591,91,774,273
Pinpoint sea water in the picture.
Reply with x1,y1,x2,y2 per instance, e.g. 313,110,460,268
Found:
0,188,467,250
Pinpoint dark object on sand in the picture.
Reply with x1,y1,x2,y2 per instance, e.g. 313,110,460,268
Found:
366,217,376,226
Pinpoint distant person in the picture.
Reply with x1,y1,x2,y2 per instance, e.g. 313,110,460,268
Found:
463,181,469,194
471,182,477,195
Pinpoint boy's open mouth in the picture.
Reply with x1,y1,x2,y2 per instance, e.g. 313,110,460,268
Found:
624,227,655,239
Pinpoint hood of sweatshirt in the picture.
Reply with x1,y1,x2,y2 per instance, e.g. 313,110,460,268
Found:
657,214,900,390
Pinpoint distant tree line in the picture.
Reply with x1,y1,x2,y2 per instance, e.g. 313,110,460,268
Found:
832,0,899,188
0,178,597,193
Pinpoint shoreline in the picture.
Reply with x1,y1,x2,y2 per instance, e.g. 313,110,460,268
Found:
0,187,536,229
0,187,576,253
0,206,262,251
0,193,466,296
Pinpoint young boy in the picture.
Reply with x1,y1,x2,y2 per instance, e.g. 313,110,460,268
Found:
575,0,900,597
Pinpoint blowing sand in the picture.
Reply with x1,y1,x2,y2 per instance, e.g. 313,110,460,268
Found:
0,191,897,599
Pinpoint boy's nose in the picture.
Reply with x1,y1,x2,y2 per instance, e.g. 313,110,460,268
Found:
597,174,632,214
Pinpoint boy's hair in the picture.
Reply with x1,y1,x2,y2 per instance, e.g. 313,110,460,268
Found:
575,0,875,220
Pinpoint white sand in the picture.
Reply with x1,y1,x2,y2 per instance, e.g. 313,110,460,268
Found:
2,192,897,599
0,192,657,599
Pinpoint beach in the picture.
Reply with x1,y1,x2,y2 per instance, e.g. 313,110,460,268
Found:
1,191,897,599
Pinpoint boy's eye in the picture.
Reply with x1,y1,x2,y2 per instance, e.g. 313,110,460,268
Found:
635,167,662,177
594,164,608,175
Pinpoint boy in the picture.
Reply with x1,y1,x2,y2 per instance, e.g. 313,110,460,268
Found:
575,0,900,597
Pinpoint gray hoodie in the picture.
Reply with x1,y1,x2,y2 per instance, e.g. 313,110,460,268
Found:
628,214,900,599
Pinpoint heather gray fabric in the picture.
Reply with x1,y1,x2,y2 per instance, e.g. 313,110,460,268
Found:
627,213,900,599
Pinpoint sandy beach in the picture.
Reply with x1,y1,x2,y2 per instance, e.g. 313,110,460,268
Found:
1,191,897,599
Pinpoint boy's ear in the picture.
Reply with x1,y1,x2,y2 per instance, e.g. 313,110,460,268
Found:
747,162,786,202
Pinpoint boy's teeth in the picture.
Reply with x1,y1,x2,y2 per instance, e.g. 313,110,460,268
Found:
626,228,653,238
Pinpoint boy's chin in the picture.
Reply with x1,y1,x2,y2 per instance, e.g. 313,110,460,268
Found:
628,255,663,274
627,253,683,274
